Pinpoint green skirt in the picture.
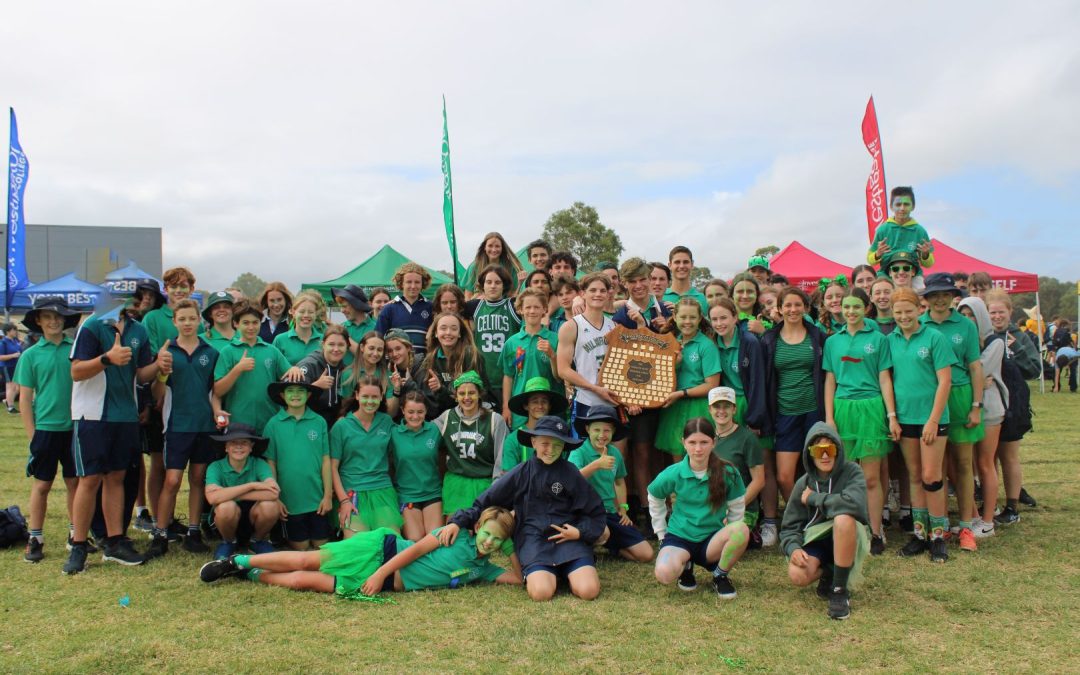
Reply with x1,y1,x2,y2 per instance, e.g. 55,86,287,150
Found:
834,396,892,460
946,384,985,443
343,485,403,533
656,396,711,454
803,519,870,590
442,473,492,515
735,395,773,451
320,527,403,596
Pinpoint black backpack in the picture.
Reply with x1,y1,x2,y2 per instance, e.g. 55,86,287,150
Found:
0,505,28,548
999,354,1033,437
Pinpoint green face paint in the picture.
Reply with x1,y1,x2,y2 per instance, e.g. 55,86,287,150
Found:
474,522,506,556
718,523,748,572
841,297,866,326
283,385,311,408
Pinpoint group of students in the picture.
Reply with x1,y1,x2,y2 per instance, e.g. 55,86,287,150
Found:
15,185,1042,620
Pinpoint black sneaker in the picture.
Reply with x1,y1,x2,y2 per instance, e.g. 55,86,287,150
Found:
133,511,154,533
870,535,886,556
881,509,891,528
1019,487,1037,507
677,562,697,591
929,538,948,563
144,535,169,561
166,520,187,542
24,538,44,563
712,574,737,599
62,544,88,575
828,588,851,620
898,536,929,558
816,570,833,600
199,555,245,583
973,481,983,503
899,512,914,534
103,538,145,566
66,535,99,554
994,505,1020,525
182,530,210,554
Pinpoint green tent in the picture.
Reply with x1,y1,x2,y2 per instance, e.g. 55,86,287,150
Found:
301,244,453,304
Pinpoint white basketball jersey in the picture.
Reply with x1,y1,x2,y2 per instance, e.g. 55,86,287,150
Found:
572,313,614,407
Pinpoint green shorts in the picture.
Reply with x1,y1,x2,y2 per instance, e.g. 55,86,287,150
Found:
320,527,406,596
946,384,985,444
735,395,773,450
343,485,403,533
833,396,892,460
656,396,711,455
442,473,492,515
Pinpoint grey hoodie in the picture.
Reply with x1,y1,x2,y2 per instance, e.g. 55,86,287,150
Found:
959,297,1007,421
779,422,869,557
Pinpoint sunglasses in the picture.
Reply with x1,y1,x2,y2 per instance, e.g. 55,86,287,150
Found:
890,264,913,273
808,441,837,460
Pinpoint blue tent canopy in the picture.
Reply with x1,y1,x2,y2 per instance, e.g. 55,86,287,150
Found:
103,261,160,295
10,272,105,310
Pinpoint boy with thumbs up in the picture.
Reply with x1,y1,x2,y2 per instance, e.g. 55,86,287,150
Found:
65,302,169,574
213,301,291,433
569,405,653,563
145,300,219,559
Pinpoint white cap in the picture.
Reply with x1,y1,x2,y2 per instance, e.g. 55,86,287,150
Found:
708,386,737,407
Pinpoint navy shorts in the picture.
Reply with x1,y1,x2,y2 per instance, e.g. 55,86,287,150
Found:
400,497,441,512
523,554,595,579
163,431,216,470
802,534,835,567
627,408,660,445
604,512,647,554
900,423,949,440
73,420,141,477
661,531,719,571
283,511,332,543
774,410,824,452
26,430,75,482
211,499,256,538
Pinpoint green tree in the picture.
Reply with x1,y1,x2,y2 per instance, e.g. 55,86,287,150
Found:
754,245,780,259
541,201,623,273
690,266,714,290
229,272,269,300
1014,276,1079,325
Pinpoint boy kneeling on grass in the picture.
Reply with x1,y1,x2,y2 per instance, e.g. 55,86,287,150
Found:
440,416,607,602
780,422,870,621
204,424,281,559
200,506,521,596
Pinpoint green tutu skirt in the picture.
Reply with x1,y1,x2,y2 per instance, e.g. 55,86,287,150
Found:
442,473,492,515
656,396,711,454
320,527,406,596
343,485,403,533
803,519,870,590
834,396,892,460
946,384,985,443
735,395,773,450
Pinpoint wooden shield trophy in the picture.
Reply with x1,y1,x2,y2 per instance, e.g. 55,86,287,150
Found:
597,325,680,408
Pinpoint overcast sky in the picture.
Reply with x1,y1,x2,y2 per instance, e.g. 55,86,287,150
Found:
4,2,1078,291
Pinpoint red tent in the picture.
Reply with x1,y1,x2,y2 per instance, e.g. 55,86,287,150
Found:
928,239,1039,294
768,241,852,292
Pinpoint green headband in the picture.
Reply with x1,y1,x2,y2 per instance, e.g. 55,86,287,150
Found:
453,370,484,390
818,274,848,295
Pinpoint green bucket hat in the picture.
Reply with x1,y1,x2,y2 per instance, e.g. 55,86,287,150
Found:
508,377,568,418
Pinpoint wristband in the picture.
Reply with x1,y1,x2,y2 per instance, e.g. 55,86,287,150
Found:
971,402,982,408
619,503,629,512
887,412,897,418
156,373,169,383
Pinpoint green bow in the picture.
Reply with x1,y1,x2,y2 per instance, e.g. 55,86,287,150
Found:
817,274,848,295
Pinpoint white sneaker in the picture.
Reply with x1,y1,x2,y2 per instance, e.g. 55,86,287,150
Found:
760,522,778,547
972,519,995,538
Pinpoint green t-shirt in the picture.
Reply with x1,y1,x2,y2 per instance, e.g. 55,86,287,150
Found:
162,338,219,433
206,455,273,491
13,336,74,431
500,327,562,396
263,408,330,514
712,426,762,514
330,412,394,493
272,328,324,366
568,440,626,514
389,422,443,503
869,218,933,273
662,286,709,317
397,527,505,591
716,330,744,396
822,323,893,400
647,457,746,542
341,317,376,367
888,324,958,425
675,331,721,390
214,338,291,432
774,334,817,415
470,298,522,397
70,316,153,423
501,430,536,472
142,305,206,352
204,326,237,353
920,310,981,388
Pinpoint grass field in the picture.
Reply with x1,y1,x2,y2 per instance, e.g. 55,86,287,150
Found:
1,387,1077,674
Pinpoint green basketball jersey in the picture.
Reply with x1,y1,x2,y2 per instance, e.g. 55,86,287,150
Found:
470,298,521,397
